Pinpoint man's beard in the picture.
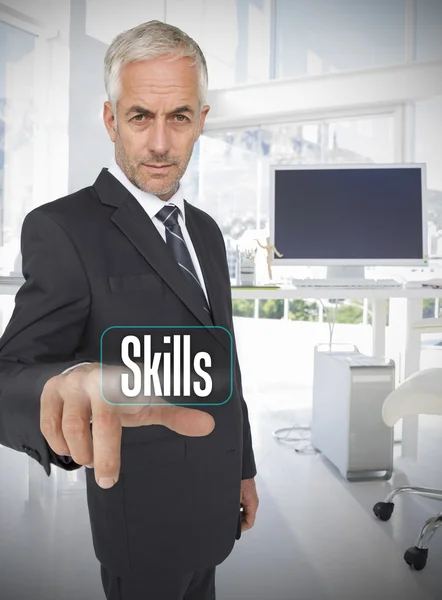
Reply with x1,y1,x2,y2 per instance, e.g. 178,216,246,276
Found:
115,136,192,197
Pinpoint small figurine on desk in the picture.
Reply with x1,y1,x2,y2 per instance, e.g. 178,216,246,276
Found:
254,237,283,281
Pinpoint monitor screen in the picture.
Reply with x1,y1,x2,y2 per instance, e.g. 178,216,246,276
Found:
270,165,427,266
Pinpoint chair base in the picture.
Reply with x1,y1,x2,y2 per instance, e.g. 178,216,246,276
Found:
385,485,442,504
373,487,442,570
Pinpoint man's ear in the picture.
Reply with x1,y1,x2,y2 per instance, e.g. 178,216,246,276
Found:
103,101,117,142
196,104,210,141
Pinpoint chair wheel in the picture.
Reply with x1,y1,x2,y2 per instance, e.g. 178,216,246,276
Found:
373,501,394,521
404,547,428,571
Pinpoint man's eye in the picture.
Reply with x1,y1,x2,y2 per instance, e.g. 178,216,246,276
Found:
131,114,188,123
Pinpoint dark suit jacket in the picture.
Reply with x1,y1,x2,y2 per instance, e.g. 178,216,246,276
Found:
0,168,256,576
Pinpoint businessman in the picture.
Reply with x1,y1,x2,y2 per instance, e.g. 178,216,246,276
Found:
0,20,258,600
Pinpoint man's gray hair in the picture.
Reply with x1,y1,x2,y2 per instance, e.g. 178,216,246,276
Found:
104,20,208,118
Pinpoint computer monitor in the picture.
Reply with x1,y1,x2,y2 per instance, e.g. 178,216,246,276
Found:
269,163,428,277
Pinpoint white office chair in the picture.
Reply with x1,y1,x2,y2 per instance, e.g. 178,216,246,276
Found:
373,368,442,571
399,316,442,459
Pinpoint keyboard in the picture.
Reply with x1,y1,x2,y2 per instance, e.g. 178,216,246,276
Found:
404,279,442,289
291,278,402,289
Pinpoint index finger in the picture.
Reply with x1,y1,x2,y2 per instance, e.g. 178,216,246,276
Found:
86,372,122,489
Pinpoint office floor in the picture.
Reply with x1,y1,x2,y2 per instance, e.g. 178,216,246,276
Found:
1,385,441,600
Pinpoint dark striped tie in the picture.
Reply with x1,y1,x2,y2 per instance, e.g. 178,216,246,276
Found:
156,204,211,317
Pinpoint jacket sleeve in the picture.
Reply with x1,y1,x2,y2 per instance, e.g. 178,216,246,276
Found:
229,321,257,480
0,208,91,476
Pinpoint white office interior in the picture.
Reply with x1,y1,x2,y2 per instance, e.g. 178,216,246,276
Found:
0,1,442,598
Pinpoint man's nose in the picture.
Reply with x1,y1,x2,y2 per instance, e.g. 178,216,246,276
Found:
148,118,171,156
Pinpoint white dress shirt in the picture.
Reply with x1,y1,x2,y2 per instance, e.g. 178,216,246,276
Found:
62,160,210,379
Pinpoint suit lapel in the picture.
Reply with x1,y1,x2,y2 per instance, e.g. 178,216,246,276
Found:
184,201,229,329
93,168,213,329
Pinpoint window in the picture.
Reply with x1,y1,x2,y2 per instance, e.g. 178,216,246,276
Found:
415,97,442,258
166,0,272,89
183,122,323,241
85,0,272,89
275,0,406,79
181,113,396,292
0,21,37,275
183,114,395,264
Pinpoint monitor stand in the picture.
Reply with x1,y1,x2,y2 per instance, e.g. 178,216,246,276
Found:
326,266,366,280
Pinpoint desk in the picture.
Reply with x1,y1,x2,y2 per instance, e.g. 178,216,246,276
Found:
1,278,441,460
231,285,442,460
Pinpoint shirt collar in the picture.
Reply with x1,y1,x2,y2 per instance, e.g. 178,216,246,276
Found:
107,158,185,223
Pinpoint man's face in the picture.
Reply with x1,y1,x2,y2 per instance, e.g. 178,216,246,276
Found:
103,55,209,201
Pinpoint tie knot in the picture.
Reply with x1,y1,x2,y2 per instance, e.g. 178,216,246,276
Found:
156,204,180,227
